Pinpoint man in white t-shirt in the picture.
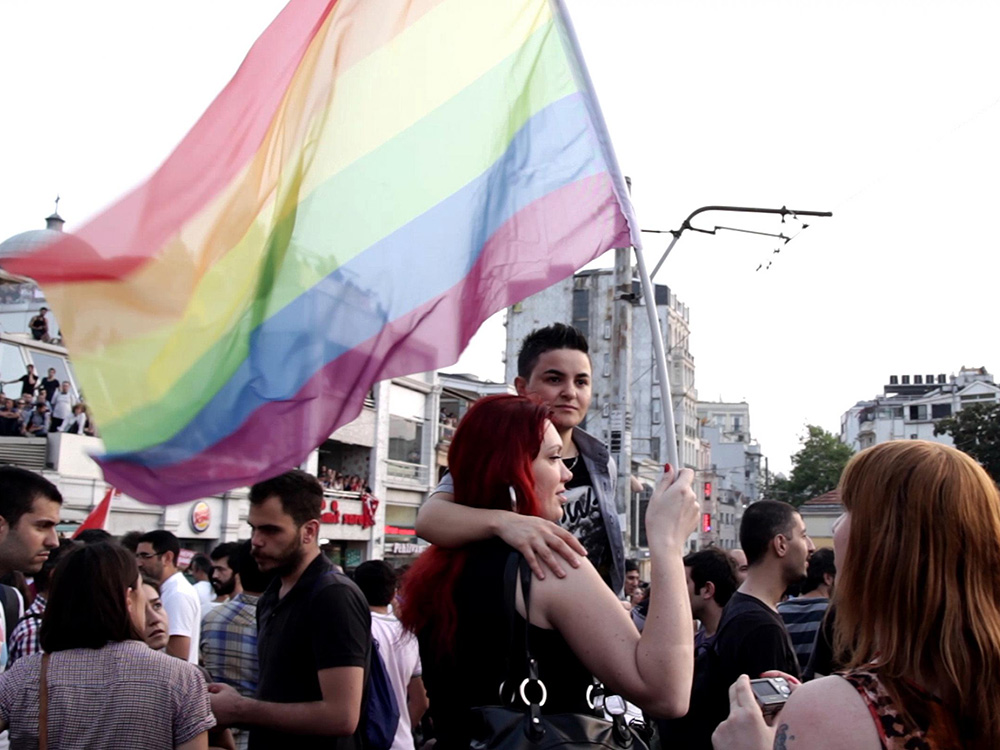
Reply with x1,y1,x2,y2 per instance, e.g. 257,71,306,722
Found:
189,553,216,616
137,530,201,663
354,561,427,750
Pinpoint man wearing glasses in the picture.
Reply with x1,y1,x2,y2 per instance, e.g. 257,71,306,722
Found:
136,530,201,663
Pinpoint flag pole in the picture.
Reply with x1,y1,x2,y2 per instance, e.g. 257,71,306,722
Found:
633,245,680,470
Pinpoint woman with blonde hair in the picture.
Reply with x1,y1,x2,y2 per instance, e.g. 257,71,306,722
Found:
714,439,999,749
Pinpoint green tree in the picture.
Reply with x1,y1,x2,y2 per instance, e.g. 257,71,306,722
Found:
769,425,854,507
934,402,1000,482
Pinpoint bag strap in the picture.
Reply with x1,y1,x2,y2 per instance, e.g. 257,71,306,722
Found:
39,652,50,750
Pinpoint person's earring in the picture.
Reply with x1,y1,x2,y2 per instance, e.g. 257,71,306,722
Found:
509,485,517,511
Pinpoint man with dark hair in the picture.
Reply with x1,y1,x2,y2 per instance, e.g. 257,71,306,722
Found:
684,548,739,656
40,368,59,403
136,529,201,663
190,553,215,614
118,530,143,553
417,323,625,595
209,469,371,749
778,547,836,670
202,541,273,750
75,528,113,545
0,466,61,677
355,561,427,750
624,559,641,603
8,538,78,665
679,501,814,749
210,541,243,602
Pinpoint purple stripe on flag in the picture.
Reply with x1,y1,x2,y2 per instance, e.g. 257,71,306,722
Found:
99,173,629,504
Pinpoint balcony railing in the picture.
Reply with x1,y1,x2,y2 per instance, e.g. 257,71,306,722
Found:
386,459,430,485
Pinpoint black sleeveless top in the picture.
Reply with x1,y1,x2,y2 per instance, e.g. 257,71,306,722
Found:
418,539,595,749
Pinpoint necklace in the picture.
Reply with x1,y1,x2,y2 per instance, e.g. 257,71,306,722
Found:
563,455,579,471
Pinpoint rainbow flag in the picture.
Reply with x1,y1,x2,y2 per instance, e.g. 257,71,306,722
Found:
7,0,639,505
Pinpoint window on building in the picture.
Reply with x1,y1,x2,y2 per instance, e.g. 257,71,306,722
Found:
572,288,590,339
892,407,904,418
0,343,26,399
652,399,662,424
650,437,660,462
603,353,611,377
733,416,742,432
908,404,927,421
931,403,952,419
388,417,424,464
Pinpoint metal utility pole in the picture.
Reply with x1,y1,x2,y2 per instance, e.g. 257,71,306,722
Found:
610,178,634,530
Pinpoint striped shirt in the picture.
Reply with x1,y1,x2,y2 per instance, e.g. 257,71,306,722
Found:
8,594,45,667
777,596,830,670
200,592,260,696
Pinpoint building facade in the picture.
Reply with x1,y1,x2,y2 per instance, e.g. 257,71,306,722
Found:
841,367,1000,451
695,401,763,551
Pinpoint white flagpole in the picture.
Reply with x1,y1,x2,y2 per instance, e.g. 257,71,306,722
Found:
633,245,679,470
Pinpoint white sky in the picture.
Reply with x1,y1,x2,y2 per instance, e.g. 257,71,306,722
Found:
2,1,998,474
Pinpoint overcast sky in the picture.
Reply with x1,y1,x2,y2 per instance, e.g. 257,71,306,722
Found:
2,1,998,474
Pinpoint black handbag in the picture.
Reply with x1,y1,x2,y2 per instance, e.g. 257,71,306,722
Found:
468,553,652,750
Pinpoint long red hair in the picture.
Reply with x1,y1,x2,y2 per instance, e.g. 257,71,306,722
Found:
397,395,550,657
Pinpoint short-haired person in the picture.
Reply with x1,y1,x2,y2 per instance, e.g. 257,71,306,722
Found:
399,395,700,749
136,530,202,663
208,470,372,750
685,548,739,656
0,542,215,749
625,559,642,604
728,548,749,583
714,441,998,749
8,538,78,666
681,501,813,749
417,324,625,595
209,541,243,602
189,553,215,614
777,547,836,670
0,467,61,674
202,541,273,750
355,560,427,750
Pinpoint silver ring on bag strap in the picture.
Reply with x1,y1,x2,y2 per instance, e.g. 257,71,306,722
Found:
519,677,548,707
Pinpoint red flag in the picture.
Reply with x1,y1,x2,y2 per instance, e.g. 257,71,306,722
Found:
72,488,115,538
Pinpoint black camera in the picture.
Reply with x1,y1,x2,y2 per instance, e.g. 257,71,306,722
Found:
748,676,792,720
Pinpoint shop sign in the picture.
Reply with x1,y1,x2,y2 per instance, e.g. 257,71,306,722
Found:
190,501,211,533
385,525,416,537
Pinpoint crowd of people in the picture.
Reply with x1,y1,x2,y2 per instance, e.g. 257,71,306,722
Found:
0,367,94,438
318,467,365,493
0,323,992,749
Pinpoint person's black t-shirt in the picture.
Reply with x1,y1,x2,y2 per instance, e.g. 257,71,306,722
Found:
559,456,612,589
659,592,800,750
40,377,59,403
252,553,371,750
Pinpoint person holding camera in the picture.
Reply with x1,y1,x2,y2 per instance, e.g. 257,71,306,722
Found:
714,441,987,750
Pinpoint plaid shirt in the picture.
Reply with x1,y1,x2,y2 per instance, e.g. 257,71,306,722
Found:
8,593,45,666
200,592,259,697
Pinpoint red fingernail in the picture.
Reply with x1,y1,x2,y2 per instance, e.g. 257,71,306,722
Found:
664,463,672,473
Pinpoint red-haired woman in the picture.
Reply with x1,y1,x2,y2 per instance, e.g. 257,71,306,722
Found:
397,395,699,749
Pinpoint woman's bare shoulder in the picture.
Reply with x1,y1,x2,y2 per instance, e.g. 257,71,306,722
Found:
771,675,881,750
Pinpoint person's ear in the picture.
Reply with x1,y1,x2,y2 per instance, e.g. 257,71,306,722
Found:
702,581,716,601
824,572,835,589
514,376,528,396
301,518,321,545
773,534,789,558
